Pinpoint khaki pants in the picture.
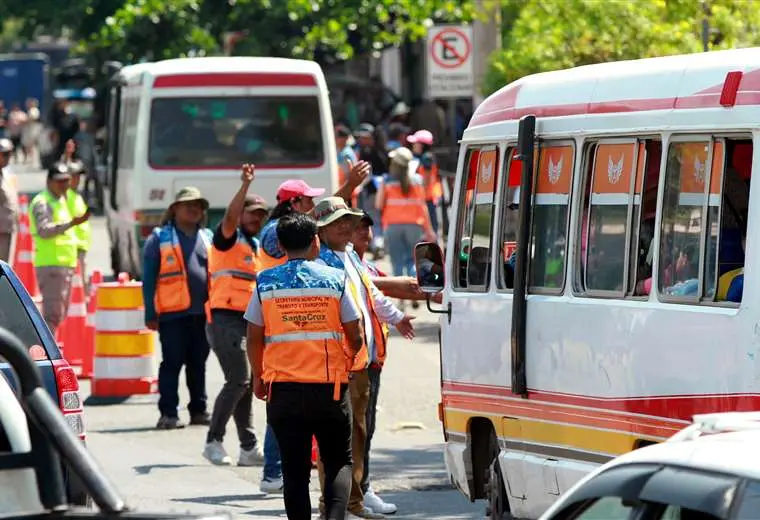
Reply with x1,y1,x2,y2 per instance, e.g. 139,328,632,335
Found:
319,369,370,515
36,266,74,333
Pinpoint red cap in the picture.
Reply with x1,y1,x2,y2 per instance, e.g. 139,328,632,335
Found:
276,179,325,202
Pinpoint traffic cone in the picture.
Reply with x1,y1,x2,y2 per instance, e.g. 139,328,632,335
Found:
60,263,87,373
81,270,103,380
13,195,39,298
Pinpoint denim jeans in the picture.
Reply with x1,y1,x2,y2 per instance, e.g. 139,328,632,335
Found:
385,223,424,276
157,314,210,418
263,423,282,480
426,200,439,234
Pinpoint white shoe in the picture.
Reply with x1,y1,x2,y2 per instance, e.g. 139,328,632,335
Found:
364,490,397,515
259,476,283,494
202,441,232,465
237,444,264,466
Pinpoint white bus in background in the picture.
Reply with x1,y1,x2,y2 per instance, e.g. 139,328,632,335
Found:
104,57,337,277
416,47,760,519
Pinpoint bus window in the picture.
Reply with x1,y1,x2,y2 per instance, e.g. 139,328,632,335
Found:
658,140,726,301
497,148,520,290
582,140,637,295
148,96,324,168
118,95,139,170
713,138,751,304
529,143,574,293
630,140,661,296
452,146,500,291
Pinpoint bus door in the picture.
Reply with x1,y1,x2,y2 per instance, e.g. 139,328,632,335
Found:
443,143,508,395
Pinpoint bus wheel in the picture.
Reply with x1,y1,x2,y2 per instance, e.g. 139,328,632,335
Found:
485,435,511,519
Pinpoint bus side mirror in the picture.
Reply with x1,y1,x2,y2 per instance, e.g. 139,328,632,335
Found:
414,242,445,294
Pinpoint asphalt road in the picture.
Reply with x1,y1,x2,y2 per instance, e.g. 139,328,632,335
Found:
7,154,484,520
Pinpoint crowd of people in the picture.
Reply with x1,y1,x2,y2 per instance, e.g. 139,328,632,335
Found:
0,99,43,165
335,119,445,310
138,153,442,519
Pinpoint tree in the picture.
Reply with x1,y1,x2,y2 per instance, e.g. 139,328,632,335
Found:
284,0,475,61
483,0,760,96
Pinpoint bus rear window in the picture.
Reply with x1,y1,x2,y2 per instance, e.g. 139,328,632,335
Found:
148,96,324,168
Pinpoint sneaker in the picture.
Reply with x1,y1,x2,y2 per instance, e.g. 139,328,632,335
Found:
237,444,264,466
156,416,185,430
190,412,211,425
347,507,385,519
202,441,232,465
364,490,397,515
259,477,283,494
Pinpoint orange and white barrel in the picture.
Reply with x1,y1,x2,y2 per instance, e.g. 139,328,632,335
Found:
91,277,157,397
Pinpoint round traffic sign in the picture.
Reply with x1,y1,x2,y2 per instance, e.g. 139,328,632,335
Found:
430,27,472,70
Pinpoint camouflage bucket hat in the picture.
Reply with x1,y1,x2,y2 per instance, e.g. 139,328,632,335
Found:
313,196,363,227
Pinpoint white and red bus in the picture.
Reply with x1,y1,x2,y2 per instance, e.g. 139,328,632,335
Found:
104,57,337,277
417,47,760,519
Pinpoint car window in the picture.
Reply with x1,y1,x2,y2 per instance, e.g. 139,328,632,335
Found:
569,497,637,519
0,274,44,353
659,505,719,520
734,480,760,520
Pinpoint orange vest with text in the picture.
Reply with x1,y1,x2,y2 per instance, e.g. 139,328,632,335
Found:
154,225,212,314
257,260,352,399
208,231,261,312
381,175,427,228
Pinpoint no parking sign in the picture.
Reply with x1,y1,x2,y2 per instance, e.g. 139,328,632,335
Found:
426,25,474,99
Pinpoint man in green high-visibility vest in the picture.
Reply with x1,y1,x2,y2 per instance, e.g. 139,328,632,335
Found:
29,162,91,334
65,160,92,293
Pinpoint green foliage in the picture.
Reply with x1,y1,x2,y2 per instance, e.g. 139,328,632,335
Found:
285,0,475,60
484,0,760,96
2,0,475,65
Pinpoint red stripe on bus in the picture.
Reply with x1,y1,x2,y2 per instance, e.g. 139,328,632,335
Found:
442,381,760,422
153,73,318,88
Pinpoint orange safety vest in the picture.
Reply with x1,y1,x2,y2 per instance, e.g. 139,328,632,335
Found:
208,231,261,312
418,161,443,202
154,224,212,315
259,250,287,271
381,175,427,228
257,259,352,400
318,245,387,369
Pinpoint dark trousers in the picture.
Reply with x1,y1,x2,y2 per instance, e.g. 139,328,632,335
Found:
157,314,210,418
268,382,353,520
206,311,256,449
360,366,382,493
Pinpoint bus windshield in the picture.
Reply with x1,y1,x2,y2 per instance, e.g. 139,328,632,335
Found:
148,96,324,168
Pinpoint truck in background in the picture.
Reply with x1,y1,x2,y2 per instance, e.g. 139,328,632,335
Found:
0,53,50,115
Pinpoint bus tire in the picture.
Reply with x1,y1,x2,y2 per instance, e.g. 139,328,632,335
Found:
485,433,512,519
